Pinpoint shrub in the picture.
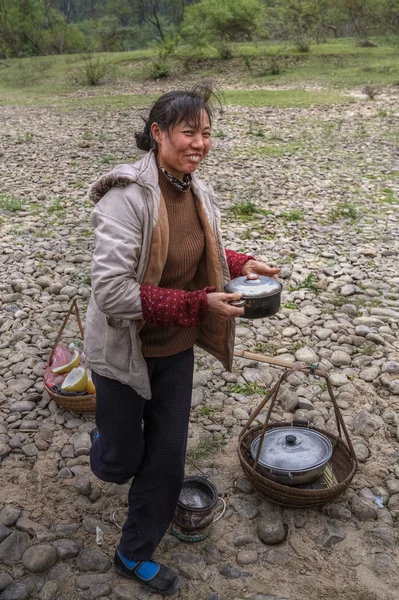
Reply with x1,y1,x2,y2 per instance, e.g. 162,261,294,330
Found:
70,53,110,86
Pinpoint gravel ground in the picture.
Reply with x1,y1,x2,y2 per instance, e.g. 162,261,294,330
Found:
0,86,398,600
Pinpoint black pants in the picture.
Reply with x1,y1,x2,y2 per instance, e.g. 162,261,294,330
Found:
90,348,194,560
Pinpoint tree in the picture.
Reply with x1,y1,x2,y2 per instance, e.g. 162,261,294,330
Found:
181,0,264,55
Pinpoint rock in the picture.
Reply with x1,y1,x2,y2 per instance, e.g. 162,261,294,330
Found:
89,582,112,598
380,375,399,395
330,351,351,367
52,538,83,559
340,284,356,296
38,581,58,600
75,574,112,589
318,523,346,547
365,527,397,548
352,411,384,437
382,361,399,374
350,497,378,521
22,443,38,457
0,580,33,600
16,518,55,542
76,547,112,572
22,544,57,572
219,564,252,579
0,531,30,565
359,366,379,382
329,372,349,386
236,550,258,565
10,400,35,413
353,443,369,462
294,347,318,363
71,432,91,456
82,518,111,535
288,312,312,329
236,478,254,494
280,390,299,412
261,548,290,566
231,497,258,520
54,523,80,535
232,532,253,547
373,553,393,575
0,524,10,543
7,379,34,394
324,504,352,520
59,286,78,298
0,573,13,592
75,476,92,497
201,543,220,565
257,514,285,545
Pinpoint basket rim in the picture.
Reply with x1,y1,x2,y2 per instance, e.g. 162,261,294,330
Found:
44,382,96,402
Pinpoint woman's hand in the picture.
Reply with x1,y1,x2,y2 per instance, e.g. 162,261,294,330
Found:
207,292,244,321
241,260,280,280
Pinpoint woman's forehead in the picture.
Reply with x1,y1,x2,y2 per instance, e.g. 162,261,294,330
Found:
178,110,211,130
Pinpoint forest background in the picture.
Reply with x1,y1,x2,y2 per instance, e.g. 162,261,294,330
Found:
1,0,398,61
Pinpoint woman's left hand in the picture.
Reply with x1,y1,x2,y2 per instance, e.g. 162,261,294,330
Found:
241,260,280,280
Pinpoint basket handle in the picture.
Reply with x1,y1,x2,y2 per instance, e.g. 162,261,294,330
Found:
239,363,356,469
49,298,84,364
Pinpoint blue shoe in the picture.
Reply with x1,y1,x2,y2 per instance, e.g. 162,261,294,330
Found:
113,550,181,595
90,427,99,445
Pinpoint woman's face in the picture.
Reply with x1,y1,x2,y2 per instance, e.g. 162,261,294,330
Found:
151,109,212,180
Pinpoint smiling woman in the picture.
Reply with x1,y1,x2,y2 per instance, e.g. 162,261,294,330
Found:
84,82,279,595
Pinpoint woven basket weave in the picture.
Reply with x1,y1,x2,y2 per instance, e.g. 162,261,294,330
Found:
44,299,96,414
238,364,357,507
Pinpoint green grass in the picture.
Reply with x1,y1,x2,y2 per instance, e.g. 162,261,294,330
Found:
226,381,264,395
1,38,397,110
328,201,359,222
288,273,320,293
0,194,22,212
229,201,257,220
280,209,304,221
225,89,354,108
187,437,226,462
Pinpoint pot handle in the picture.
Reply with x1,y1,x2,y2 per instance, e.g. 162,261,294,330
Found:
212,497,227,524
229,299,246,307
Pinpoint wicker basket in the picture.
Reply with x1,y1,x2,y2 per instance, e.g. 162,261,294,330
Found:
238,364,357,507
44,299,96,414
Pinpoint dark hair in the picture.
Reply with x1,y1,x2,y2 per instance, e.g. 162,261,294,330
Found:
135,82,221,152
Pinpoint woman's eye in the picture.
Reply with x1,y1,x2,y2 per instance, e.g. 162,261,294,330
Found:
183,130,194,135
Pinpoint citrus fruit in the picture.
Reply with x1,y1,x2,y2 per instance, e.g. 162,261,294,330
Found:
61,367,87,393
51,349,80,374
86,369,96,395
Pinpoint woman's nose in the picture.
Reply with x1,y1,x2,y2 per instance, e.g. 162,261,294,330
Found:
191,134,205,149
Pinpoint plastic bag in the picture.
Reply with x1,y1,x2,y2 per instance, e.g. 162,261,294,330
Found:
44,344,74,388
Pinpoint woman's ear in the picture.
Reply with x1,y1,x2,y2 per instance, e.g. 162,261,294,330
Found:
151,123,162,145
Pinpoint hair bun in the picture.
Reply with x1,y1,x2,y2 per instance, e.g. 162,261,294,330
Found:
135,129,153,152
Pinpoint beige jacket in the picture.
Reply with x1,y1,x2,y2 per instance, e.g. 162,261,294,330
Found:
84,150,235,399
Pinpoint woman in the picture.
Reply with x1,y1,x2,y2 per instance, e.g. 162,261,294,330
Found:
85,84,279,596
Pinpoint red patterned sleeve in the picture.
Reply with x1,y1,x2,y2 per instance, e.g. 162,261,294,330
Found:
225,249,256,279
140,284,216,327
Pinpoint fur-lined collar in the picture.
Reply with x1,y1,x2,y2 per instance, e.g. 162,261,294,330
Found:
88,149,210,206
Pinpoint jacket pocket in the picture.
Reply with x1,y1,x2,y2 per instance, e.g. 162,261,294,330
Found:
104,317,131,372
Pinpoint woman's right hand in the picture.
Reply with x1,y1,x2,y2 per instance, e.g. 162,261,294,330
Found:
207,292,244,321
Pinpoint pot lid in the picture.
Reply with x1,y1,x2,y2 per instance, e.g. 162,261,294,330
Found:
224,274,282,298
251,427,333,473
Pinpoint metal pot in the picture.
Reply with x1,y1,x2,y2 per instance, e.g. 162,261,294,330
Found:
224,274,282,319
250,426,333,486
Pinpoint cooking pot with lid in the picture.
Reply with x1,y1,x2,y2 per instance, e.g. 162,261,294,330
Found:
250,424,333,486
224,273,282,319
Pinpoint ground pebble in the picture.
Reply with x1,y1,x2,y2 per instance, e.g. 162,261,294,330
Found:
22,544,57,572
236,550,258,565
52,538,83,559
76,547,112,572
0,531,30,565
231,497,258,520
0,573,13,592
219,564,252,579
257,514,285,545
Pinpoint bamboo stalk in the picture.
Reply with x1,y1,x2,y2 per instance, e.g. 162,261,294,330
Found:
233,348,297,369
